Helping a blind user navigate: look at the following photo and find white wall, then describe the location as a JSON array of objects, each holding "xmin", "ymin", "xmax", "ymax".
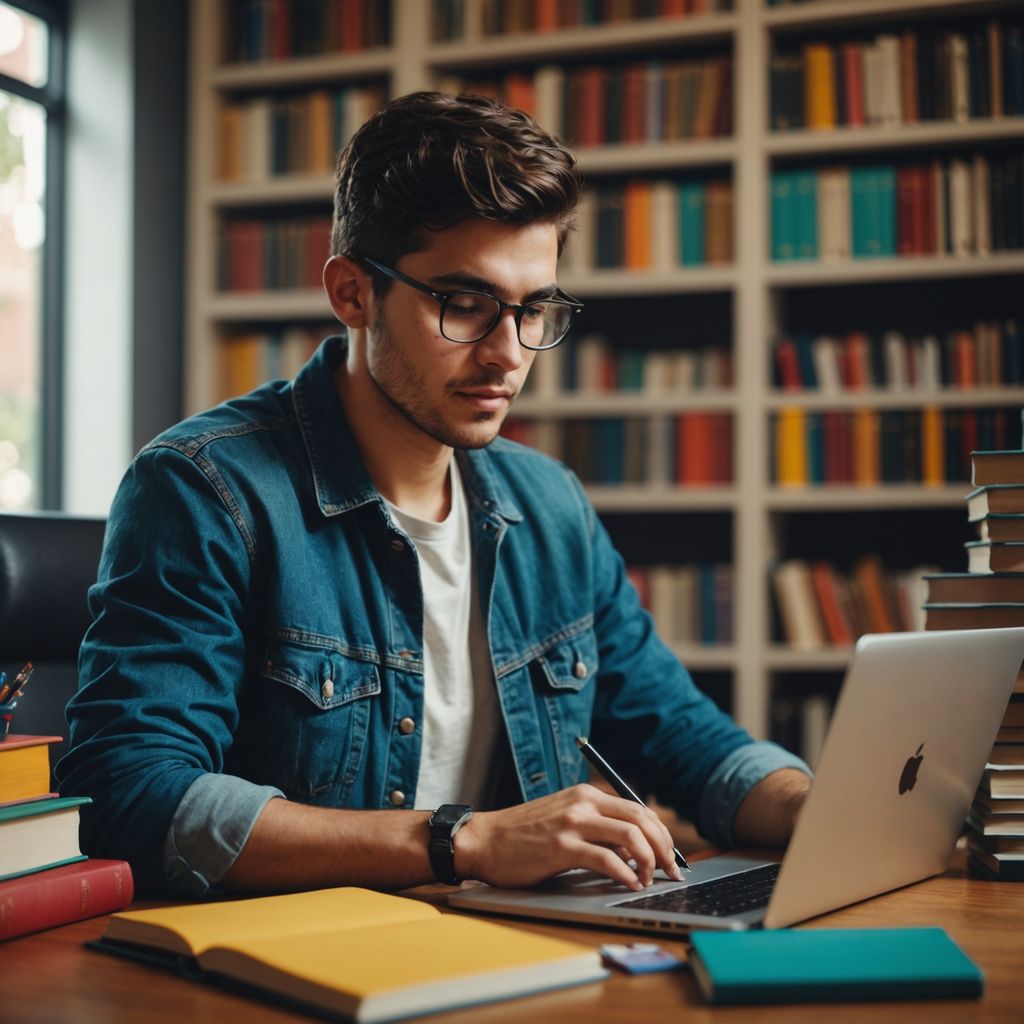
[{"xmin": 62, "ymin": 0, "xmax": 133, "ymax": 515}]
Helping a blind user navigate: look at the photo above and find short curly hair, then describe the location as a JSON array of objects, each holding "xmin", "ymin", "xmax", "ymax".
[{"xmin": 331, "ymin": 91, "xmax": 582, "ymax": 293}]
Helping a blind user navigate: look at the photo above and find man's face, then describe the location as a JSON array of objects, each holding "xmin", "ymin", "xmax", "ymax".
[{"xmin": 363, "ymin": 218, "xmax": 558, "ymax": 450}]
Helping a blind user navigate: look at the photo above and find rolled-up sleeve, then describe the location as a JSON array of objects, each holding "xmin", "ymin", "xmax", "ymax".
[
  {"xmin": 697, "ymin": 741, "xmax": 812, "ymax": 848},
  {"xmin": 163, "ymin": 774, "xmax": 285, "ymax": 896}
]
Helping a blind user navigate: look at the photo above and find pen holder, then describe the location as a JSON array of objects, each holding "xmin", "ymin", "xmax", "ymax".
[{"xmin": 0, "ymin": 703, "xmax": 15, "ymax": 740}]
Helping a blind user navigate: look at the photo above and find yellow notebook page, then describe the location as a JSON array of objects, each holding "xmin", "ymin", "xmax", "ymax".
[
  {"xmin": 204, "ymin": 914, "xmax": 595, "ymax": 997},
  {"xmin": 112, "ymin": 887, "xmax": 439, "ymax": 954}
]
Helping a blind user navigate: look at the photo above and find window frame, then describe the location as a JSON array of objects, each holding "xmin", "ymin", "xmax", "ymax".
[{"xmin": 0, "ymin": 0, "xmax": 67, "ymax": 509}]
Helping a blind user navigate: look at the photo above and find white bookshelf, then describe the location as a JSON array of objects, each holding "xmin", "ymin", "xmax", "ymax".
[{"xmin": 187, "ymin": 0, "xmax": 1024, "ymax": 743}]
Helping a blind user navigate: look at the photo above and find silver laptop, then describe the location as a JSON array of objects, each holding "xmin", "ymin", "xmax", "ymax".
[{"xmin": 451, "ymin": 627, "xmax": 1024, "ymax": 933}]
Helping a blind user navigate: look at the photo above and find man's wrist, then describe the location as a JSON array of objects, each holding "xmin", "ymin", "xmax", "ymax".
[{"xmin": 452, "ymin": 811, "xmax": 485, "ymax": 883}]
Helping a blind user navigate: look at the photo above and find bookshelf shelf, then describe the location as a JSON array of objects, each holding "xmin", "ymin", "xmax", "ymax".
[
  {"xmin": 208, "ymin": 290, "xmax": 333, "ymax": 322},
  {"xmin": 211, "ymin": 50, "xmax": 395, "ymax": 91},
  {"xmin": 515, "ymin": 391, "xmax": 737, "ymax": 417},
  {"xmin": 587, "ymin": 486, "xmax": 736, "ymax": 513},
  {"xmin": 765, "ymin": 388, "xmax": 1024, "ymax": 412},
  {"xmin": 209, "ymin": 176, "xmax": 335, "ymax": 207},
  {"xmin": 561, "ymin": 267, "xmax": 737, "ymax": 296},
  {"xmin": 187, "ymin": 0, "xmax": 1024, "ymax": 752},
  {"xmin": 762, "ymin": 0, "xmax": 1011, "ymax": 32},
  {"xmin": 764, "ymin": 486, "xmax": 968, "ymax": 511},
  {"xmin": 765, "ymin": 253, "xmax": 1024, "ymax": 287},
  {"xmin": 424, "ymin": 13, "xmax": 738, "ymax": 70},
  {"xmin": 766, "ymin": 119, "xmax": 1024, "ymax": 158},
  {"xmin": 577, "ymin": 140, "xmax": 738, "ymax": 174},
  {"xmin": 763, "ymin": 647, "xmax": 852, "ymax": 672}
]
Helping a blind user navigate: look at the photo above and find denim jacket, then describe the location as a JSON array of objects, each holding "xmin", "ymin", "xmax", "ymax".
[{"xmin": 58, "ymin": 337, "xmax": 807, "ymax": 896}]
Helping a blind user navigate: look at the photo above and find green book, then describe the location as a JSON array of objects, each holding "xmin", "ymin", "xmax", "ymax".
[
  {"xmin": 678, "ymin": 182, "xmax": 705, "ymax": 266},
  {"xmin": 771, "ymin": 170, "xmax": 796, "ymax": 261},
  {"xmin": 0, "ymin": 795, "xmax": 91, "ymax": 882},
  {"xmin": 688, "ymin": 928, "xmax": 983, "ymax": 1005}
]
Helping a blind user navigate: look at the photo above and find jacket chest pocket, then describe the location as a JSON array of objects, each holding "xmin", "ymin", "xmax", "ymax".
[
  {"xmin": 259, "ymin": 637, "xmax": 380, "ymax": 804},
  {"xmin": 532, "ymin": 630, "xmax": 598, "ymax": 789}
]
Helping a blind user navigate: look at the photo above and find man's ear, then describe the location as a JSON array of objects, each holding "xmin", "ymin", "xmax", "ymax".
[{"xmin": 323, "ymin": 255, "xmax": 373, "ymax": 328}]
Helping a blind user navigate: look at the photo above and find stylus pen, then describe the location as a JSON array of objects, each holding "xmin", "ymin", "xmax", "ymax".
[{"xmin": 576, "ymin": 736, "xmax": 690, "ymax": 872}]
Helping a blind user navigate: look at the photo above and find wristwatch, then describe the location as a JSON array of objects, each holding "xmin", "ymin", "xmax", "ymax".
[{"xmin": 428, "ymin": 804, "xmax": 474, "ymax": 885}]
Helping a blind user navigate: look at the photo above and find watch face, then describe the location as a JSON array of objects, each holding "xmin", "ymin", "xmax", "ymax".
[{"xmin": 431, "ymin": 804, "xmax": 473, "ymax": 829}]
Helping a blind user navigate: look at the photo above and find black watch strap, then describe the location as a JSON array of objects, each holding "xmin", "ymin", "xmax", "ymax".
[{"xmin": 428, "ymin": 804, "xmax": 474, "ymax": 885}]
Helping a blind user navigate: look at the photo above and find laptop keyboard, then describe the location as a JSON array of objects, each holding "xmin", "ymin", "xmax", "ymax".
[{"xmin": 616, "ymin": 862, "xmax": 781, "ymax": 918}]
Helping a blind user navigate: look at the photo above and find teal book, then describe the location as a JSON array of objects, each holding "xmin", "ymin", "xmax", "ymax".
[
  {"xmin": 0, "ymin": 795, "xmax": 91, "ymax": 882},
  {"xmin": 678, "ymin": 182, "xmax": 706, "ymax": 266},
  {"xmin": 771, "ymin": 170, "xmax": 796, "ymax": 261},
  {"xmin": 851, "ymin": 166, "xmax": 881, "ymax": 258},
  {"xmin": 876, "ymin": 166, "xmax": 896, "ymax": 256},
  {"xmin": 793, "ymin": 169, "xmax": 819, "ymax": 260},
  {"xmin": 688, "ymin": 927, "xmax": 983, "ymax": 1005}
]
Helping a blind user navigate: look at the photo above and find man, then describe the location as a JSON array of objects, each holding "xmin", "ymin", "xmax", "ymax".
[{"xmin": 59, "ymin": 92, "xmax": 810, "ymax": 898}]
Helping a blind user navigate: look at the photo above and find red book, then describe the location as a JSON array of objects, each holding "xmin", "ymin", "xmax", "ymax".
[
  {"xmin": 622, "ymin": 64, "xmax": 646, "ymax": 144},
  {"xmin": 341, "ymin": 0, "xmax": 365, "ymax": 52},
  {"xmin": 577, "ymin": 67, "xmax": 606, "ymax": 148},
  {"xmin": 920, "ymin": 163, "xmax": 936, "ymax": 254},
  {"xmin": 775, "ymin": 337, "xmax": 802, "ymax": 390},
  {"xmin": 896, "ymin": 167, "xmax": 916, "ymax": 255},
  {"xmin": 0, "ymin": 860, "xmax": 133, "ymax": 943},
  {"xmin": 270, "ymin": 0, "xmax": 290, "ymax": 59},
  {"xmin": 676, "ymin": 413, "xmax": 714, "ymax": 485},
  {"xmin": 913, "ymin": 166, "xmax": 929, "ymax": 254},
  {"xmin": 841, "ymin": 42, "xmax": 865, "ymax": 127},
  {"xmin": 810, "ymin": 562, "xmax": 855, "ymax": 645},
  {"xmin": 954, "ymin": 330, "xmax": 977, "ymax": 388}
]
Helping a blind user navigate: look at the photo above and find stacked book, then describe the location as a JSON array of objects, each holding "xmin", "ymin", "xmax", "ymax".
[
  {"xmin": 922, "ymin": 447, "xmax": 1024, "ymax": 882},
  {"xmin": 0, "ymin": 735, "xmax": 132, "ymax": 941}
]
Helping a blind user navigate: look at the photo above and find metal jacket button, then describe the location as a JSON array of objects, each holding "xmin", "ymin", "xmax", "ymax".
[
  {"xmin": 321, "ymin": 679, "xmax": 334, "ymax": 699},
  {"xmin": 574, "ymin": 661, "xmax": 587, "ymax": 679},
  {"xmin": 389, "ymin": 790, "xmax": 406, "ymax": 806},
  {"xmin": 399, "ymin": 717, "xmax": 416, "ymax": 735}
]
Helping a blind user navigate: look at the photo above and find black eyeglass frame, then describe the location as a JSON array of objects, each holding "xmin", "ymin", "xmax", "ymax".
[{"xmin": 359, "ymin": 256, "xmax": 584, "ymax": 351}]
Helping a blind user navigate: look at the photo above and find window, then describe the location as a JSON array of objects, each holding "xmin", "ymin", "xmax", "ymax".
[{"xmin": 0, "ymin": 1, "xmax": 65, "ymax": 509}]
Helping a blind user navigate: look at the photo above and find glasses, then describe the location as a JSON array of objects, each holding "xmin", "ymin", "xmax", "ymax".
[{"xmin": 360, "ymin": 256, "xmax": 583, "ymax": 351}]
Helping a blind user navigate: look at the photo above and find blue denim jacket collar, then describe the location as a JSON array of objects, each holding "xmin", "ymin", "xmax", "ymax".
[{"xmin": 292, "ymin": 335, "xmax": 524, "ymax": 525}]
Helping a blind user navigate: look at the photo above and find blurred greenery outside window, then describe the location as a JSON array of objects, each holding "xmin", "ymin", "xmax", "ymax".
[{"xmin": 0, "ymin": 1, "xmax": 61, "ymax": 510}]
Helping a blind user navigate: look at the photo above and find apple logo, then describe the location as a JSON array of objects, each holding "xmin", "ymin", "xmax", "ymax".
[{"xmin": 899, "ymin": 743, "xmax": 925, "ymax": 795}]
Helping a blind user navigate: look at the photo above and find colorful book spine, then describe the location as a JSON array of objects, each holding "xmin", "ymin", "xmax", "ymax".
[
  {"xmin": 770, "ymin": 20, "xmax": 1024, "ymax": 133},
  {"xmin": 770, "ymin": 407, "xmax": 1022, "ymax": 487}
]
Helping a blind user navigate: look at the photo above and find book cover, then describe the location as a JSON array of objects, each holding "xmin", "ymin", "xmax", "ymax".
[
  {"xmin": 972, "ymin": 450, "xmax": 1024, "ymax": 487},
  {"xmin": 688, "ymin": 928, "xmax": 983, "ymax": 1005},
  {"xmin": 771, "ymin": 559, "xmax": 826, "ymax": 650},
  {"xmin": 976, "ymin": 515, "xmax": 1024, "ymax": 543},
  {"xmin": 925, "ymin": 572, "xmax": 1024, "ymax": 604},
  {"xmin": 678, "ymin": 182, "xmax": 705, "ymax": 266},
  {"xmin": 924, "ymin": 602, "xmax": 1024, "ymax": 630},
  {"xmin": 965, "ymin": 541, "xmax": 1024, "ymax": 574},
  {"xmin": 0, "ymin": 859, "xmax": 133, "ymax": 943},
  {"xmin": 91, "ymin": 887, "xmax": 607, "ymax": 1023},
  {"xmin": 0, "ymin": 735, "xmax": 61, "ymax": 805}
]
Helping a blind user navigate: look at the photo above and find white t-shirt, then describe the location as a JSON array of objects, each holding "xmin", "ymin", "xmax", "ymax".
[{"xmin": 386, "ymin": 460, "xmax": 500, "ymax": 810}]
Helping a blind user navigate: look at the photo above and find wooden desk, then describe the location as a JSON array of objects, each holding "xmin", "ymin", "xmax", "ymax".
[{"xmin": 1, "ymin": 859, "xmax": 1021, "ymax": 1024}]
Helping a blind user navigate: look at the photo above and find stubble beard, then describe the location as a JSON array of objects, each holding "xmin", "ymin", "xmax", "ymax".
[{"xmin": 367, "ymin": 313, "xmax": 517, "ymax": 451}]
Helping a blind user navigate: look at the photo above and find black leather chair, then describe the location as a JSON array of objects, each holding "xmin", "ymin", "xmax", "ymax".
[{"xmin": 0, "ymin": 513, "xmax": 106, "ymax": 775}]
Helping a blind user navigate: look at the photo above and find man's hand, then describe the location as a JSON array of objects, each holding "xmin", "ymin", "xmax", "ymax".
[{"xmin": 453, "ymin": 784, "xmax": 684, "ymax": 892}]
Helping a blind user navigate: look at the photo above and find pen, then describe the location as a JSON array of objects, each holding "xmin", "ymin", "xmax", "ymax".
[
  {"xmin": 576, "ymin": 736, "xmax": 690, "ymax": 872},
  {"xmin": 0, "ymin": 662, "xmax": 32, "ymax": 704}
]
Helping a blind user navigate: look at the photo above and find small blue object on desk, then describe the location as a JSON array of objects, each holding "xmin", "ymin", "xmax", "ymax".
[
  {"xmin": 600, "ymin": 943, "xmax": 684, "ymax": 974},
  {"xmin": 688, "ymin": 927, "xmax": 983, "ymax": 1005}
]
